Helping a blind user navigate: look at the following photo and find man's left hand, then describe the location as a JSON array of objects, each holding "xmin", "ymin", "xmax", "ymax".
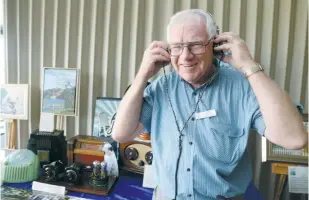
[{"xmin": 214, "ymin": 32, "xmax": 256, "ymax": 72}]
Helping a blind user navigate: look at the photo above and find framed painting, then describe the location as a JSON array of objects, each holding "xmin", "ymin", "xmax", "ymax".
[
  {"xmin": 0, "ymin": 84, "xmax": 28, "ymax": 120},
  {"xmin": 41, "ymin": 68, "xmax": 80, "ymax": 116},
  {"xmin": 262, "ymin": 114, "xmax": 308, "ymax": 164},
  {"xmin": 92, "ymin": 97, "xmax": 121, "ymax": 137}
]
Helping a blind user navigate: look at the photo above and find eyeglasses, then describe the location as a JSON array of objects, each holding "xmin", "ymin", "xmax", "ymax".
[{"xmin": 167, "ymin": 38, "xmax": 213, "ymax": 56}]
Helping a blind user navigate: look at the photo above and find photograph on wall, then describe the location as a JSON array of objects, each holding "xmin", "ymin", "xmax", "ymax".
[
  {"xmin": 42, "ymin": 68, "xmax": 79, "ymax": 116},
  {"xmin": 92, "ymin": 98, "xmax": 121, "ymax": 137},
  {"xmin": 0, "ymin": 84, "xmax": 28, "ymax": 120}
]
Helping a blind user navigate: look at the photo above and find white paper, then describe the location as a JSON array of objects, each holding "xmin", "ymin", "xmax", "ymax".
[
  {"xmin": 32, "ymin": 181, "xmax": 66, "ymax": 196},
  {"xmin": 195, "ymin": 109, "xmax": 216, "ymax": 119},
  {"xmin": 288, "ymin": 166, "xmax": 308, "ymax": 194},
  {"xmin": 142, "ymin": 165, "xmax": 156, "ymax": 189},
  {"xmin": 39, "ymin": 112, "xmax": 54, "ymax": 132}
]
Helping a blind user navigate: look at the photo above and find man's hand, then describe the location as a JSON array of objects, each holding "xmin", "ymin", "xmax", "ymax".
[
  {"xmin": 138, "ymin": 41, "xmax": 171, "ymax": 79},
  {"xmin": 213, "ymin": 32, "xmax": 256, "ymax": 73}
]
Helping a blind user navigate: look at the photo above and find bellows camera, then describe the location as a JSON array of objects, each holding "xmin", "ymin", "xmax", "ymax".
[{"xmin": 42, "ymin": 160, "xmax": 65, "ymax": 182}]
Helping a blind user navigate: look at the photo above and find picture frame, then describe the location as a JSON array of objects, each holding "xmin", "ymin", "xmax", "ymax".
[
  {"xmin": 262, "ymin": 114, "xmax": 308, "ymax": 164},
  {"xmin": 92, "ymin": 97, "xmax": 121, "ymax": 137},
  {"xmin": 0, "ymin": 84, "xmax": 28, "ymax": 120},
  {"xmin": 41, "ymin": 68, "xmax": 80, "ymax": 116}
]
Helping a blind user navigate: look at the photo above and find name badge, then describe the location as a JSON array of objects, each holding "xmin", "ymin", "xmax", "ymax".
[{"xmin": 195, "ymin": 109, "xmax": 216, "ymax": 120}]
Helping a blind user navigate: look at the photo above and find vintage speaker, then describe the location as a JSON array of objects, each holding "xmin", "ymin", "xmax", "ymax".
[
  {"xmin": 27, "ymin": 129, "xmax": 67, "ymax": 167},
  {"xmin": 119, "ymin": 133, "xmax": 152, "ymax": 174}
]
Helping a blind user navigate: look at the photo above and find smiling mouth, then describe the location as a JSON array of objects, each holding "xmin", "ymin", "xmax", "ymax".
[{"xmin": 182, "ymin": 63, "xmax": 197, "ymax": 67}]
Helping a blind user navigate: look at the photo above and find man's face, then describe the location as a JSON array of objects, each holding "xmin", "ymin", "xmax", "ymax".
[{"xmin": 168, "ymin": 23, "xmax": 213, "ymax": 86}]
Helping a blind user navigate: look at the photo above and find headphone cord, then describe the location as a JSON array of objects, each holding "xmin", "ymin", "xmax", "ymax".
[{"xmin": 162, "ymin": 66, "xmax": 207, "ymax": 199}]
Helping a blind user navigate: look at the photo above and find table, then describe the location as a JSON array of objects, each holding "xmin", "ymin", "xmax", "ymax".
[
  {"xmin": 271, "ymin": 162, "xmax": 307, "ymax": 200},
  {"xmin": 3, "ymin": 171, "xmax": 154, "ymax": 200}
]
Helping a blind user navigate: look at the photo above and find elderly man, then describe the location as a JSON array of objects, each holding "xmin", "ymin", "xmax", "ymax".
[{"xmin": 113, "ymin": 9, "xmax": 307, "ymax": 200}]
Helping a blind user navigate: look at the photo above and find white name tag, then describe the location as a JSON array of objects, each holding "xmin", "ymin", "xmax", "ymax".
[{"xmin": 195, "ymin": 109, "xmax": 216, "ymax": 119}]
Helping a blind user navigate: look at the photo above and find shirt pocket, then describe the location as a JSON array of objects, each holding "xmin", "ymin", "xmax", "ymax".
[{"xmin": 205, "ymin": 123, "xmax": 244, "ymax": 165}]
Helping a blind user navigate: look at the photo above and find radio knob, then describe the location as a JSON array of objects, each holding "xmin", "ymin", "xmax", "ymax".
[
  {"xmin": 124, "ymin": 147, "xmax": 139, "ymax": 161},
  {"xmin": 138, "ymin": 160, "xmax": 145, "ymax": 166},
  {"xmin": 145, "ymin": 151, "xmax": 153, "ymax": 165}
]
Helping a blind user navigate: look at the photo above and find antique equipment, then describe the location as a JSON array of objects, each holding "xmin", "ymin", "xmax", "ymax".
[
  {"xmin": 119, "ymin": 133, "xmax": 152, "ymax": 174},
  {"xmin": 27, "ymin": 129, "xmax": 67, "ymax": 167},
  {"xmin": 89, "ymin": 160, "xmax": 108, "ymax": 187},
  {"xmin": 64, "ymin": 163, "xmax": 84, "ymax": 185},
  {"xmin": 67, "ymin": 135, "xmax": 118, "ymax": 166},
  {"xmin": 2, "ymin": 149, "xmax": 40, "ymax": 183},
  {"xmin": 42, "ymin": 160, "xmax": 65, "ymax": 182}
]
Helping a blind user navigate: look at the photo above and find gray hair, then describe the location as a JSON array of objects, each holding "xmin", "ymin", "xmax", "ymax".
[{"xmin": 166, "ymin": 9, "xmax": 217, "ymax": 42}]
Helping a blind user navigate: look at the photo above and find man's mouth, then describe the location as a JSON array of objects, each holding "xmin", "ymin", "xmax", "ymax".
[{"xmin": 181, "ymin": 63, "xmax": 197, "ymax": 67}]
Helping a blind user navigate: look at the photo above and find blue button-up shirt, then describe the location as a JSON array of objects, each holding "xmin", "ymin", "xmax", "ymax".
[{"xmin": 140, "ymin": 59, "xmax": 265, "ymax": 200}]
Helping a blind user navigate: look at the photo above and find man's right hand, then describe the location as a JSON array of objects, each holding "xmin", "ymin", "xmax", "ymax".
[{"xmin": 138, "ymin": 41, "xmax": 171, "ymax": 79}]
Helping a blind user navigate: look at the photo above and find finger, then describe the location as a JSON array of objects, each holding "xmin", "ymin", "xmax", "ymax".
[
  {"xmin": 149, "ymin": 41, "xmax": 169, "ymax": 50},
  {"xmin": 151, "ymin": 48, "xmax": 170, "ymax": 59},
  {"xmin": 219, "ymin": 31, "xmax": 236, "ymax": 36},
  {"xmin": 152, "ymin": 55, "xmax": 171, "ymax": 63},
  {"xmin": 213, "ymin": 43, "xmax": 233, "ymax": 52},
  {"xmin": 216, "ymin": 54, "xmax": 232, "ymax": 64},
  {"xmin": 214, "ymin": 34, "xmax": 233, "ymax": 43}
]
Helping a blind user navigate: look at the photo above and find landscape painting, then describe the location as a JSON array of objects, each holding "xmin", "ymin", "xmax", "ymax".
[
  {"xmin": 0, "ymin": 84, "xmax": 28, "ymax": 120},
  {"xmin": 42, "ymin": 68, "xmax": 79, "ymax": 116}
]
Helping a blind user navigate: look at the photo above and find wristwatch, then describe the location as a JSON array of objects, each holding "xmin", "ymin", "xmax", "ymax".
[{"xmin": 244, "ymin": 63, "xmax": 264, "ymax": 79}]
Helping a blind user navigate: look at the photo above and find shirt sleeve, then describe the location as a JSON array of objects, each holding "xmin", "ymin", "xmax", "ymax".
[
  {"xmin": 139, "ymin": 84, "xmax": 154, "ymax": 133},
  {"xmin": 249, "ymin": 89, "xmax": 266, "ymax": 136}
]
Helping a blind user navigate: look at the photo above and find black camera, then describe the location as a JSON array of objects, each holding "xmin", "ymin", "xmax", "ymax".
[
  {"xmin": 42, "ymin": 160, "xmax": 65, "ymax": 182},
  {"xmin": 64, "ymin": 163, "xmax": 84, "ymax": 185}
]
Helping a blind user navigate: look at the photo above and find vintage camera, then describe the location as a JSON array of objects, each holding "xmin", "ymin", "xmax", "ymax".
[
  {"xmin": 64, "ymin": 163, "xmax": 84, "ymax": 185},
  {"xmin": 42, "ymin": 160, "xmax": 65, "ymax": 182}
]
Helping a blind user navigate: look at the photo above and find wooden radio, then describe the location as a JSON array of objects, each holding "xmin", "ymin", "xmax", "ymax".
[
  {"xmin": 119, "ymin": 133, "xmax": 152, "ymax": 174},
  {"xmin": 67, "ymin": 135, "xmax": 118, "ymax": 166}
]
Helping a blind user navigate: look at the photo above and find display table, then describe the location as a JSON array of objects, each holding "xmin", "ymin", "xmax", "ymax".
[
  {"xmin": 2, "ymin": 171, "xmax": 154, "ymax": 200},
  {"xmin": 271, "ymin": 162, "xmax": 308, "ymax": 200}
]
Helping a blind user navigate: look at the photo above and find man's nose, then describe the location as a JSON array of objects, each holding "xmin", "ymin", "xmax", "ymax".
[{"xmin": 181, "ymin": 46, "xmax": 194, "ymax": 60}]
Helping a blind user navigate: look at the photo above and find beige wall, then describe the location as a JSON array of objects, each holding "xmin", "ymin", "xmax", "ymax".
[{"xmin": 3, "ymin": 0, "xmax": 308, "ymax": 199}]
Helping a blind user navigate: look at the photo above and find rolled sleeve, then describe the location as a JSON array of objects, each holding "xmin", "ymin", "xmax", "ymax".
[{"xmin": 139, "ymin": 84, "xmax": 154, "ymax": 133}]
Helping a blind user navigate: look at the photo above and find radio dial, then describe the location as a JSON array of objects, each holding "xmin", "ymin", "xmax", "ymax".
[
  {"xmin": 124, "ymin": 147, "xmax": 139, "ymax": 161},
  {"xmin": 138, "ymin": 160, "xmax": 145, "ymax": 166},
  {"xmin": 145, "ymin": 151, "xmax": 153, "ymax": 164}
]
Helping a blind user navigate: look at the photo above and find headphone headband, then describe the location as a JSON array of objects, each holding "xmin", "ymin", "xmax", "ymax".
[{"xmin": 205, "ymin": 11, "xmax": 220, "ymax": 35}]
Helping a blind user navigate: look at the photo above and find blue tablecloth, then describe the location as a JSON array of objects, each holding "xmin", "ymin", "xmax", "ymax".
[
  {"xmin": 3, "ymin": 174, "xmax": 154, "ymax": 200},
  {"xmin": 3, "ymin": 175, "xmax": 264, "ymax": 200}
]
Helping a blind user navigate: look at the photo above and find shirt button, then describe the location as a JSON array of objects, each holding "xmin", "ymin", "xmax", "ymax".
[
  {"xmin": 192, "ymin": 92, "xmax": 197, "ymax": 96},
  {"xmin": 188, "ymin": 194, "xmax": 192, "ymax": 197},
  {"xmin": 189, "ymin": 141, "xmax": 193, "ymax": 145},
  {"xmin": 191, "ymin": 117, "xmax": 195, "ymax": 121},
  {"xmin": 187, "ymin": 168, "xmax": 190, "ymax": 172}
]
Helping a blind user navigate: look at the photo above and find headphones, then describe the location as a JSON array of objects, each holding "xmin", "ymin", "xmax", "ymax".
[{"xmin": 204, "ymin": 12, "xmax": 224, "ymax": 56}]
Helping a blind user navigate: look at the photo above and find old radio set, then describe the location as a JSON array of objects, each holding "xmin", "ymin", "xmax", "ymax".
[
  {"xmin": 27, "ymin": 129, "xmax": 67, "ymax": 167},
  {"xmin": 119, "ymin": 133, "xmax": 152, "ymax": 174}
]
